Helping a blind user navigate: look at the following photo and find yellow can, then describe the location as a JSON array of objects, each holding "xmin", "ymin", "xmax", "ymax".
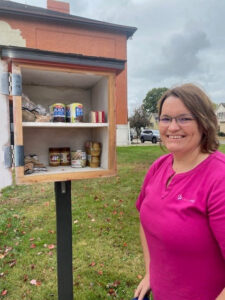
[{"xmin": 70, "ymin": 103, "xmax": 83, "ymax": 122}]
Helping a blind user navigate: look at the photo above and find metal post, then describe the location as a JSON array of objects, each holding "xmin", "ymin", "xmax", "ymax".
[{"xmin": 55, "ymin": 181, "xmax": 73, "ymax": 300}]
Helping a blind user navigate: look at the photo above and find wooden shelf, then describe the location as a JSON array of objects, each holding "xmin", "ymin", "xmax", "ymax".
[
  {"xmin": 22, "ymin": 122, "xmax": 109, "ymax": 128},
  {"xmin": 25, "ymin": 165, "xmax": 104, "ymax": 176}
]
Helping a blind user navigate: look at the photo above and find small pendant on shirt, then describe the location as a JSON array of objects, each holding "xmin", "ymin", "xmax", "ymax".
[{"xmin": 177, "ymin": 194, "xmax": 183, "ymax": 200}]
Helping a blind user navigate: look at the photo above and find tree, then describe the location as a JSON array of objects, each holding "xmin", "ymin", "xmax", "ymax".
[
  {"xmin": 129, "ymin": 105, "xmax": 150, "ymax": 140},
  {"xmin": 143, "ymin": 87, "xmax": 168, "ymax": 113}
]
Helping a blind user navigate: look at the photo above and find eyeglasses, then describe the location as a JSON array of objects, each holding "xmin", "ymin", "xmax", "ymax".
[{"xmin": 159, "ymin": 114, "xmax": 195, "ymax": 125}]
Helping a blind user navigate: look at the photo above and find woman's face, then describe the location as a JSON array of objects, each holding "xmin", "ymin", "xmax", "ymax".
[{"xmin": 159, "ymin": 96, "xmax": 202, "ymax": 156}]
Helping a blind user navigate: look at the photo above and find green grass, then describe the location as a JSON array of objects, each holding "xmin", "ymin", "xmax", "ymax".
[{"xmin": 0, "ymin": 144, "xmax": 225, "ymax": 300}]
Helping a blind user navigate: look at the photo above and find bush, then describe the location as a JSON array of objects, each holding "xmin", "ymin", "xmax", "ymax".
[{"xmin": 218, "ymin": 131, "xmax": 225, "ymax": 137}]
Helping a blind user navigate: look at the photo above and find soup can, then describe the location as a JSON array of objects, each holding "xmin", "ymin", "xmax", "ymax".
[
  {"xmin": 66, "ymin": 105, "xmax": 71, "ymax": 122},
  {"xmin": 71, "ymin": 150, "xmax": 86, "ymax": 168},
  {"xmin": 70, "ymin": 103, "xmax": 83, "ymax": 122},
  {"xmin": 50, "ymin": 103, "xmax": 66, "ymax": 122}
]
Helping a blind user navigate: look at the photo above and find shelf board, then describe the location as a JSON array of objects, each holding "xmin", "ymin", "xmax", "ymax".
[
  {"xmin": 25, "ymin": 165, "xmax": 105, "ymax": 176},
  {"xmin": 22, "ymin": 122, "xmax": 109, "ymax": 128}
]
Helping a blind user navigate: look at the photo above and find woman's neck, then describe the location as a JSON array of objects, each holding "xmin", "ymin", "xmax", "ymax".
[{"xmin": 172, "ymin": 148, "xmax": 210, "ymax": 174}]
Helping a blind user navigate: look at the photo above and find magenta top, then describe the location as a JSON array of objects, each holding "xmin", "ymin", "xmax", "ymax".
[{"xmin": 136, "ymin": 150, "xmax": 225, "ymax": 300}]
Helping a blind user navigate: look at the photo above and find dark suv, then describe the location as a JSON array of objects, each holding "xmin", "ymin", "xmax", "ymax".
[{"xmin": 140, "ymin": 129, "xmax": 160, "ymax": 143}]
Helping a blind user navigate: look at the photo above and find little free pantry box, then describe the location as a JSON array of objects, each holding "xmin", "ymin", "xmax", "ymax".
[{"xmin": 0, "ymin": 46, "xmax": 126, "ymax": 187}]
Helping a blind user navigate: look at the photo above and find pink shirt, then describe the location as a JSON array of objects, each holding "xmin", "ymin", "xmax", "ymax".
[{"xmin": 136, "ymin": 150, "xmax": 225, "ymax": 300}]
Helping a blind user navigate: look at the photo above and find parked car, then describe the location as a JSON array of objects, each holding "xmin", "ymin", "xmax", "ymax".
[{"xmin": 140, "ymin": 129, "xmax": 160, "ymax": 143}]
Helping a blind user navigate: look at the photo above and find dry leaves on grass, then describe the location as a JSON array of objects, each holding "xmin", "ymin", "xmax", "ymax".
[
  {"xmin": 1, "ymin": 289, "xmax": 8, "ymax": 296},
  {"xmin": 30, "ymin": 279, "xmax": 42, "ymax": 286}
]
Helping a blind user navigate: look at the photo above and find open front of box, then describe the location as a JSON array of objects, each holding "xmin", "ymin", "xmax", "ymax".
[{"xmin": 13, "ymin": 64, "xmax": 116, "ymax": 184}]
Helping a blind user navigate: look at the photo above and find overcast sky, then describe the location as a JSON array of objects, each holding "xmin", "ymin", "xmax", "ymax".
[{"xmin": 13, "ymin": 0, "xmax": 225, "ymax": 115}]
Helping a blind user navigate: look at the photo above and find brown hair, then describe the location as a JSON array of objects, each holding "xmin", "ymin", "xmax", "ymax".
[{"xmin": 158, "ymin": 83, "xmax": 219, "ymax": 153}]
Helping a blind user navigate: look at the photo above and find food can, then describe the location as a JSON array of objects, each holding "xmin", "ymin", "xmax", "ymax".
[
  {"xmin": 90, "ymin": 142, "xmax": 101, "ymax": 156},
  {"xmin": 49, "ymin": 148, "xmax": 61, "ymax": 166},
  {"xmin": 66, "ymin": 105, "xmax": 71, "ymax": 122},
  {"xmin": 59, "ymin": 147, "xmax": 70, "ymax": 166},
  {"xmin": 71, "ymin": 150, "xmax": 86, "ymax": 168},
  {"xmin": 70, "ymin": 103, "xmax": 83, "ymax": 122},
  {"xmin": 50, "ymin": 103, "xmax": 66, "ymax": 122},
  {"xmin": 90, "ymin": 156, "xmax": 100, "ymax": 168}
]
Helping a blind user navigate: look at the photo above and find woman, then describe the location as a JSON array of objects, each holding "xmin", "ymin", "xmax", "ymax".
[{"xmin": 134, "ymin": 84, "xmax": 225, "ymax": 300}]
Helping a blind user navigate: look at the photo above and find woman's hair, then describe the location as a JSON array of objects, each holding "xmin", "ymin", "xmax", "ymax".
[{"xmin": 158, "ymin": 83, "xmax": 219, "ymax": 153}]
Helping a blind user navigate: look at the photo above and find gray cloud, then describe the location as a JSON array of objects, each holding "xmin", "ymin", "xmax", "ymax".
[
  {"xmin": 12, "ymin": 0, "xmax": 225, "ymax": 113},
  {"xmin": 151, "ymin": 28, "xmax": 210, "ymax": 78}
]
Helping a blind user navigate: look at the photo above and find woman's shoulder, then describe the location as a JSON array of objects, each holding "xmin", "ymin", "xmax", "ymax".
[
  {"xmin": 149, "ymin": 153, "xmax": 172, "ymax": 173},
  {"xmin": 207, "ymin": 150, "xmax": 225, "ymax": 179}
]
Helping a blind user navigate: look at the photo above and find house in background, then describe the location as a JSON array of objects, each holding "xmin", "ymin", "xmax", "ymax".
[
  {"xmin": 149, "ymin": 113, "xmax": 159, "ymax": 130},
  {"xmin": 215, "ymin": 103, "xmax": 225, "ymax": 133},
  {"xmin": 0, "ymin": 0, "xmax": 136, "ymax": 145}
]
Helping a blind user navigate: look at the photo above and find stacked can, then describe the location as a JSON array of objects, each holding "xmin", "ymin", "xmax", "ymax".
[{"xmin": 85, "ymin": 141, "xmax": 101, "ymax": 168}]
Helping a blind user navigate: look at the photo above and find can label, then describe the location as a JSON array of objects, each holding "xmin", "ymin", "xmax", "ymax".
[
  {"xmin": 53, "ymin": 104, "xmax": 65, "ymax": 117},
  {"xmin": 71, "ymin": 151, "xmax": 86, "ymax": 167},
  {"xmin": 70, "ymin": 103, "xmax": 83, "ymax": 122}
]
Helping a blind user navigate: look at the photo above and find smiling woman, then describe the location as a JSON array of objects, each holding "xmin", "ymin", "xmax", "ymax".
[{"xmin": 134, "ymin": 83, "xmax": 225, "ymax": 300}]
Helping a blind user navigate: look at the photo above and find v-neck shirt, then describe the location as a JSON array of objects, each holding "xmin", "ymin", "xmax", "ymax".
[{"xmin": 136, "ymin": 150, "xmax": 225, "ymax": 300}]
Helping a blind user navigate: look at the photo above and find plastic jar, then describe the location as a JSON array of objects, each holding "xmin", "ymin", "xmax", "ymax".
[
  {"xmin": 60, "ymin": 147, "xmax": 70, "ymax": 166},
  {"xmin": 49, "ymin": 148, "xmax": 61, "ymax": 166}
]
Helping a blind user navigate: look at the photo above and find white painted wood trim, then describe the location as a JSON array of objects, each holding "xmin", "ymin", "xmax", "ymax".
[
  {"xmin": 22, "ymin": 122, "xmax": 109, "ymax": 128},
  {"xmin": 0, "ymin": 60, "xmax": 12, "ymax": 190}
]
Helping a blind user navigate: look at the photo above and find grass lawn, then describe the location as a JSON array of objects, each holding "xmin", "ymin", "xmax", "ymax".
[{"xmin": 1, "ymin": 144, "xmax": 225, "ymax": 300}]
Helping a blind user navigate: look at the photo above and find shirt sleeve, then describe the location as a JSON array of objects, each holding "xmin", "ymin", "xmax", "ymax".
[
  {"xmin": 136, "ymin": 162, "xmax": 157, "ymax": 212},
  {"xmin": 208, "ymin": 177, "xmax": 225, "ymax": 260}
]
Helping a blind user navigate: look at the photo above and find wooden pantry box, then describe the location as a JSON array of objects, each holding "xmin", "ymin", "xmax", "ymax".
[{"xmin": 0, "ymin": 46, "xmax": 125, "ymax": 187}]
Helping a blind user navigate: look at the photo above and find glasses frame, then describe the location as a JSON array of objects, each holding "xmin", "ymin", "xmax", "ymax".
[{"xmin": 159, "ymin": 114, "xmax": 196, "ymax": 126}]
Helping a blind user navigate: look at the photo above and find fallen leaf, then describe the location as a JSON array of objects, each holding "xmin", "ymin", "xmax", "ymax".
[
  {"xmin": 0, "ymin": 254, "xmax": 5, "ymax": 259},
  {"xmin": 30, "ymin": 244, "xmax": 36, "ymax": 249},
  {"xmin": 137, "ymin": 274, "xmax": 143, "ymax": 279},
  {"xmin": 29, "ymin": 237, "xmax": 35, "ymax": 241},
  {"xmin": 73, "ymin": 220, "xmax": 79, "ymax": 224},
  {"xmin": 113, "ymin": 280, "xmax": 120, "ymax": 287},
  {"xmin": 98, "ymin": 270, "xmax": 103, "ymax": 275},
  {"xmin": 1, "ymin": 289, "xmax": 7, "ymax": 296},
  {"xmin": 48, "ymin": 251, "xmax": 53, "ymax": 256},
  {"xmin": 109, "ymin": 288, "xmax": 115, "ymax": 294},
  {"xmin": 44, "ymin": 202, "xmax": 49, "ymax": 207},
  {"xmin": 8, "ymin": 259, "xmax": 16, "ymax": 268},
  {"xmin": 30, "ymin": 264, "xmax": 35, "ymax": 270},
  {"xmin": 23, "ymin": 274, "xmax": 28, "ymax": 282},
  {"xmin": 30, "ymin": 279, "xmax": 37, "ymax": 285},
  {"xmin": 30, "ymin": 279, "xmax": 41, "ymax": 286},
  {"xmin": 123, "ymin": 242, "xmax": 127, "ymax": 247},
  {"xmin": 4, "ymin": 247, "xmax": 12, "ymax": 254},
  {"xmin": 48, "ymin": 230, "xmax": 55, "ymax": 234},
  {"xmin": 112, "ymin": 210, "xmax": 117, "ymax": 215},
  {"xmin": 48, "ymin": 244, "xmax": 55, "ymax": 250},
  {"xmin": 91, "ymin": 218, "xmax": 95, "ymax": 222},
  {"xmin": 89, "ymin": 262, "xmax": 96, "ymax": 267}
]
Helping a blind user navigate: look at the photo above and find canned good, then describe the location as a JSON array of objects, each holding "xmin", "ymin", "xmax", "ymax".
[
  {"xmin": 90, "ymin": 156, "xmax": 100, "ymax": 168},
  {"xmin": 91, "ymin": 142, "xmax": 101, "ymax": 156},
  {"xmin": 50, "ymin": 103, "xmax": 66, "ymax": 122},
  {"xmin": 70, "ymin": 103, "xmax": 83, "ymax": 122},
  {"xmin": 59, "ymin": 147, "xmax": 70, "ymax": 166},
  {"xmin": 49, "ymin": 148, "xmax": 61, "ymax": 166},
  {"xmin": 66, "ymin": 105, "xmax": 71, "ymax": 122},
  {"xmin": 71, "ymin": 150, "xmax": 86, "ymax": 168}
]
